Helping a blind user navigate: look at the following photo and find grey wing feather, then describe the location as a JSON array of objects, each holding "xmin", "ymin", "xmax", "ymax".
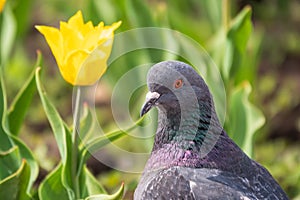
[
  {"xmin": 135, "ymin": 167, "xmax": 247, "ymax": 200},
  {"xmin": 134, "ymin": 166, "xmax": 288, "ymax": 200}
]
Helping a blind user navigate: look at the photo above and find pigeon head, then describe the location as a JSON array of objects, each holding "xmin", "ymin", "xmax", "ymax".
[{"xmin": 141, "ymin": 60, "xmax": 212, "ymax": 118}]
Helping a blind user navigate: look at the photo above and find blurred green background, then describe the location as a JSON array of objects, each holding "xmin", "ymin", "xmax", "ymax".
[{"xmin": 1, "ymin": 0, "xmax": 299, "ymax": 199}]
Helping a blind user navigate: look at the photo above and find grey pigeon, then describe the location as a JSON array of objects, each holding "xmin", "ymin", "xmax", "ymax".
[{"xmin": 134, "ymin": 61, "xmax": 288, "ymax": 200}]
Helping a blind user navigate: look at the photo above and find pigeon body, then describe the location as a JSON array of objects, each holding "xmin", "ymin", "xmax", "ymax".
[{"xmin": 135, "ymin": 61, "xmax": 288, "ymax": 200}]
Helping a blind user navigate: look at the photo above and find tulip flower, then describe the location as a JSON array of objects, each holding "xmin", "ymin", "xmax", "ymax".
[
  {"xmin": 36, "ymin": 11, "xmax": 121, "ymax": 85},
  {"xmin": 0, "ymin": 0, "xmax": 6, "ymax": 13}
]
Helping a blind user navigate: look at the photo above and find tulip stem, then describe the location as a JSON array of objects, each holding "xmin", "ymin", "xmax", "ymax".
[{"xmin": 72, "ymin": 86, "xmax": 82, "ymax": 199}]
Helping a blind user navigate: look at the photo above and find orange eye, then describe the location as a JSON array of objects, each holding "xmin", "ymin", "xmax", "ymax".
[{"xmin": 174, "ymin": 79, "xmax": 183, "ymax": 89}]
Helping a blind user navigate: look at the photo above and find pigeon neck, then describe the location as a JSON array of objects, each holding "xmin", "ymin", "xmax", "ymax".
[{"xmin": 152, "ymin": 101, "xmax": 222, "ymax": 152}]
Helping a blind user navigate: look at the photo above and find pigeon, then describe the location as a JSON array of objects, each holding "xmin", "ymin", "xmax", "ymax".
[{"xmin": 134, "ymin": 61, "xmax": 288, "ymax": 200}]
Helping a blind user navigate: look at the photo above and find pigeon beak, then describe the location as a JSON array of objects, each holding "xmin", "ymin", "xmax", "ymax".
[{"xmin": 140, "ymin": 91, "xmax": 161, "ymax": 117}]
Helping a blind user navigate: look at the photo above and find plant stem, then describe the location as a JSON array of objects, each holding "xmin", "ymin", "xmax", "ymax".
[{"xmin": 72, "ymin": 86, "xmax": 82, "ymax": 199}]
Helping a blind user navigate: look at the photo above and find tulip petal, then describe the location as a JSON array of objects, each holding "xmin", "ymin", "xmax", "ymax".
[
  {"xmin": 62, "ymin": 49, "xmax": 89, "ymax": 85},
  {"xmin": 78, "ymin": 47, "xmax": 109, "ymax": 85},
  {"xmin": 60, "ymin": 21, "xmax": 83, "ymax": 53},
  {"xmin": 67, "ymin": 10, "xmax": 94, "ymax": 37},
  {"xmin": 35, "ymin": 25, "xmax": 63, "ymax": 66},
  {"xmin": 82, "ymin": 30, "xmax": 102, "ymax": 51},
  {"xmin": 64, "ymin": 38, "xmax": 113, "ymax": 85},
  {"xmin": 68, "ymin": 11, "xmax": 85, "ymax": 32},
  {"xmin": 98, "ymin": 21, "xmax": 121, "ymax": 40}
]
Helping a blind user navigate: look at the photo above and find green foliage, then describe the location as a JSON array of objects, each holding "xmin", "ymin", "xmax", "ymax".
[
  {"xmin": 10, "ymin": 135, "xmax": 39, "ymax": 192},
  {"xmin": 35, "ymin": 67, "xmax": 127, "ymax": 199},
  {"xmin": 223, "ymin": 6, "xmax": 252, "ymax": 81},
  {"xmin": 35, "ymin": 68, "xmax": 71, "ymax": 166},
  {"xmin": 38, "ymin": 164, "xmax": 70, "ymax": 199},
  {"xmin": 205, "ymin": 3, "xmax": 265, "ymax": 157},
  {"xmin": 228, "ymin": 82, "xmax": 265, "ymax": 156},
  {"xmin": 0, "ymin": 57, "xmax": 39, "ymax": 198},
  {"xmin": 0, "ymin": 3, "xmax": 16, "ymax": 67},
  {"xmin": 0, "ymin": 160, "xmax": 31, "ymax": 200},
  {"xmin": 83, "ymin": 182, "xmax": 123, "ymax": 200},
  {"xmin": 0, "ymin": 73, "xmax": 14, "ymax": 151},
  {"xmin": 7, "ymin": 51, "xmax": 41, "ymax": 135},
  {"xmin": 35, "ymin": 71, "xmax": 75, "ymax": 197},
  {"xmin": 12, "ymin": 0, "xmax": 34, "ymax": 37}
]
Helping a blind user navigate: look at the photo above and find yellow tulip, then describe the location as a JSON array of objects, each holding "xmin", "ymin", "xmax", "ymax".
[
  {"xmin": 0, "ymin": 0, "xmax": 6, "ymax": 13},
  {"xmin": 36, "ymin": 11, "xmax": 121, "ymax": 85}
]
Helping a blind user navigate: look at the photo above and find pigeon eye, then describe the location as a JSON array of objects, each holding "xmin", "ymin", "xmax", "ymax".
[{"xmin": 174, "ymin": 79, "xmax": 183, "ymax": 89}]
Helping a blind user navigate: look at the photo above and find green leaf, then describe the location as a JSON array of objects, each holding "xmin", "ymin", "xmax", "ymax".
[
  {"xmin": 36, "ymin": 67, "xmax": 75, "ymax": 198},
  {"xmin": 35, "ymin": 67, "xmax": 68, "ymax": 164},
  {"xmin": 0, "ymin": 71, "xmax": 14, "ymax": 151},
  {"xmin": 228, "ymin": 6, "xmax": 252, "ymax": 53},
  {"xmin": 0, "ymin": 3, "xmax": 16, "ymax": 66},
  {"xmin": 61, "ymin": 125, "xmax": 76, "ymax": 199},
  {"xmin": 79, "ymin": 165, "xmax": 106, "ymax": 197},
  {"xmin": 0, "ymin": 65, "xmax": 38, "ymax": 196},
  {"xmin": 7, "ymin": 51, "xmax": 42, "ymax": 135},
  {"xmin": 223, "ymin": 6, "xmax": 252, "ymax": 80},
  {"xmin": 0, "ymin": 146, "xmax": 21, "ymax": 180},
  {"xmin": 11, "ymin": 135, "xmax": 39, "ymax": 193},
  {"xmin": 235, "ymin": 29, "xmax": 264, "ymax": 85},
  {"xmin": 227, "ymin": 82, "xmax": 265, "ymax": 157},
  {"xmin": 0, "ymin": 160, "xmax": 31, "ymax": 200},
  {"xmin": 84, "ymin": 183, "xmax": 124, "ymax": 200},
  {"xmin": 12, "ymin": 0, "xmax": 34, "ymax": 37},
  {"xmin": 81, "ymin": 116, "xmax": 145, "ymax": 165},
  {"xmin": 38, "ymin": 164, "xmax": 70, "ymax": 200}
]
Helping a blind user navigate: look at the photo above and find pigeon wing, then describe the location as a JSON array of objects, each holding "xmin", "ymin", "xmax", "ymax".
[{"xmin": 135, "ymin": 166, "xmax": 250, "ymax": 200}]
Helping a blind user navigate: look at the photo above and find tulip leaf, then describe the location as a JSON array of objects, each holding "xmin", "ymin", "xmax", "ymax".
[
  {"xmin": 0, "ymin": 146, "xmax": 21, "ymax": 180},
  {"xmin": 36, "ymin": 67, "xmax": 75, "ymax": 198},
  {"xmin": 80, "ymin": 116, "xmax": 145, "ymax": 166},
  {"xmin": 7, "ymin": 52, "xmax": 42, "ymax": 135},
  {"xmin": 12, "ymin": 0, "xmax": 33, "ymax": 37},
  {"xmin": 227, "ymin": 82, "xmax": 265, "ymax": 157},
  {"xmin": 61, "ymin": 125, "xmax": 76, "ymax": 199},
  {"xmin": 223, "ymin": 6, "xmax": 252, "ymax": 80},
  {"xmin": 0, "ymin": 72, "xmax": 14, "ymax": 151},
  {"xmin": 39, "ymin": 161, "xmax": 106, "ymax": 200},
  {"xmin": 235, "ymin": 30, "xmax": 263, "ymax": 85},
  {"xmin": 79, "ymin": 165, "xmax": 106, "ymax": 197},
  {"xmin": 38, "ymin": 164, "xmax": 70, "ymax": 200},
  {"xmin": 228, "ymin": 6, "xmax": 252, "ymax": 53},
  {"xmin": 78, "ymin": 129, "xmax": 127, "ymax": 176},
  {"xmin": 84, "ymin": 183, "xmax": 124, "ymax": 200},
  {"xmin": 0, "ymin": 159, "xmax": 31, "ymax": 200},
  {"xmin": 0, "ymin": 67, "xmax": 38, "ymax": 196},
  {"xmin": 10, "ymin": 135, "xmax": 39, "ymax": 193},
  {"xmin": 35, "ymin": 67, "xmax": 68, "ymax": 164}
]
